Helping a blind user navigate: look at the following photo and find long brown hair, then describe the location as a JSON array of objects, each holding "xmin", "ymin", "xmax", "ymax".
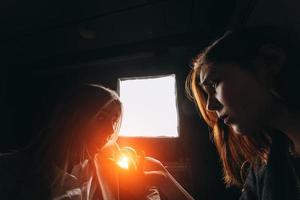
[{"xmin": 186, "ymin": 27, "xmax": 300, "ymax": 187}]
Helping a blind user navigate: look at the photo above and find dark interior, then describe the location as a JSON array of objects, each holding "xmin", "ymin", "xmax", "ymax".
[{"xmin": 1, "ymin": 0, "xmax": 300, "ymax": 199}]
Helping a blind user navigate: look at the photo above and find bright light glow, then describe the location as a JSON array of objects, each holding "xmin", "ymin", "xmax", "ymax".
[
  {"xmin": 117, "ymin": 156, "xmax": 129, "ymax": 169},
  {"xmin": 119, "ymin": 75, "xmax": 179, "ymax": 137}
]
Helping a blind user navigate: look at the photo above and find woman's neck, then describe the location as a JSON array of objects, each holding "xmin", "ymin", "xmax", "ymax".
[{"xmin": 270, "ymin": 103, "xmax": 300, "ymax": 155}]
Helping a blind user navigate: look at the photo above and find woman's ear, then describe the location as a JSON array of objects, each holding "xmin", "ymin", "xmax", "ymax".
[{"xmin": 255, "ymin": 44, "xmax": 286, "ymax": 88}]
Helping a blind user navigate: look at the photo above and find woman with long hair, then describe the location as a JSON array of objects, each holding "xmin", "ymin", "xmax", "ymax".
[
  {"xmin": 0, "ymin": 83, "xmax": 122, "ymax": 200},
  {"xmin": 186, "ymin": 27, "xmax": 300, "ymax": 199}
]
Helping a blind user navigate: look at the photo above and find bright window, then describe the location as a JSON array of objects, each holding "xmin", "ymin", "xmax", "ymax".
[{"xmin": 118, "ymin": 74, "xmax": 179, "ymax": 137}]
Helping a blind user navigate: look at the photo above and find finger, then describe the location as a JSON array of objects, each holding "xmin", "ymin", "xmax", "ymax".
[
  {"xmin": 143, "ymin": 156, "xmax": 167, "ymax": 171},
  {"xmin": 143, "ymin": 170, "xmax": 168, "ymax": 186}
]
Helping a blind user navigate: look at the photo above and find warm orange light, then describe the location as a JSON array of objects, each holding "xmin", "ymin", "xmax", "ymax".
[
  {"xmin": 115, "ymin": 146, "xmax": 139, "ymax": 171},
  {"xmin": 117, "ymin": 155, "xmax": 129, "ymax": 169}
]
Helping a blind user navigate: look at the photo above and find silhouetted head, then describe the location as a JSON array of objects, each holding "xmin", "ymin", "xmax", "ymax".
[{"xmin": 35, "ymin": 83, "xmax": 122, "ymax": 172}]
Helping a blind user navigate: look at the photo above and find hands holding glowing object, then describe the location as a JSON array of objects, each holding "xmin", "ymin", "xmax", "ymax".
[
  {"xmin": 97, "ymin": 142, "xmax": 139, "ymax": 171},
  {"xmin": 95, "ymin": 142, "xmax": 195, "ymax": 200},
  {"xmin": 116, "ymin": 146, "xmax": 139, "ymax": 171},
  {"xmin": 115, "ymin": 146, "xmax": 195, "ymax": 200},
  {"xmin": 94, "ymin": 143, "xmax": 148, "ymax": 199}
]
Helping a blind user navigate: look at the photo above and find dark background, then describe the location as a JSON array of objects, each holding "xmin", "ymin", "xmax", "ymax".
[{"xmin": 1, "ymin": 0, "xmax": 300, "ymax": 199}]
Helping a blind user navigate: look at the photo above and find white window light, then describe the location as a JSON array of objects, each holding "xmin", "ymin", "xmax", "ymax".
[{"xmin": 118, "ymin": 74, "xmax": 179, "ymax": 137}]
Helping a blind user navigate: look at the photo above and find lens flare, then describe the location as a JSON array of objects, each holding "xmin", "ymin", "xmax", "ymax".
[
  {"xmin": 117, "ymin": 155, "xmax": 129, "ymax": 169},
  {"xmin": 115, "ymin": 146, "xmax": 139, "ymax": 170}
]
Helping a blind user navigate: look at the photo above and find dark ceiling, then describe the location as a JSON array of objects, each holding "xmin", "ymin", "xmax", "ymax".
[{"xmin": 0, "ymin": 0, "xmax": 236, "ymax": 69}]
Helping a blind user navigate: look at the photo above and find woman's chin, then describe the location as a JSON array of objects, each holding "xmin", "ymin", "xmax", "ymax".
[
  {"xmin": 231, "ymin": 123, "xmax": 260, "ymax": 136},
  {"xmin": 231, "ymin": 124, "xmax": 250, "ymax": 135}
]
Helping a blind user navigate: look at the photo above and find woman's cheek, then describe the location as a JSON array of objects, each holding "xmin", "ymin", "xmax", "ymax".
[{"xmin": 217, "ymin": 83, "xmax": 233, "ymax": 106}]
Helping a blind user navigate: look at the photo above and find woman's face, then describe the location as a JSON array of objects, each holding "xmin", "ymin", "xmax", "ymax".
[
  {"xmin": 199, "ymin": 62, "xmax": 273, "ymax": 135},
  {"xmin": 87, "ymin": 101, "xmax": 121, "ymax": 156}
]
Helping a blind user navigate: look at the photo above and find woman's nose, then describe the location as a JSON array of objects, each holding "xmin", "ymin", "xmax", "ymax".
[{"xmin": 206, "ymin": 96, "xmax": 221, "ymax": 112}]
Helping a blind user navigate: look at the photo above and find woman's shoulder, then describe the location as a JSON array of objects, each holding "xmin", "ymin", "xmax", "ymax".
[
  {"xmin": 240, "ymin": 132, "xmax": 297, "ymax": 200},
  {"xmin": 243, "ymin": 162, "xmax": 267, "ymax": 184},
  {"xmin": 239, "ymin": 163, "xmax": 267, "ymax": 200}
]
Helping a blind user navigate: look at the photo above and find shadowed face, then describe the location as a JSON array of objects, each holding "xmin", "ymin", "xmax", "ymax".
[
  {"xmin": 199, "ymin": 62, "xmax": 273, "ymax": 135},
  {"xmin": 87, "ymin": 99, "xmax": 121, "ymax": 156}
]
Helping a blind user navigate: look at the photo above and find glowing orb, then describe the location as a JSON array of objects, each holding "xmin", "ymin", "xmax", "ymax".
[{"xmin": 117, "ymin": 155, "xmax": 129, "ymax": 169}]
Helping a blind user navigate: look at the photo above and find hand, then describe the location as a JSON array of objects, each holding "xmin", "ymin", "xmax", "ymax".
[
  {"xmin": 141, "ymin": 157, "xmax": 195, "ymax": 200},
  {"xmin": 116, "ymin": 148, "xmax": 194, "ymax": 200},
  {"xmin": 142, "ymin": 156, "xmax": 169, "ymax": 186},
  {"xmin": 96, "ymin": 145, "xmax": 195, "ymax": 200}
]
